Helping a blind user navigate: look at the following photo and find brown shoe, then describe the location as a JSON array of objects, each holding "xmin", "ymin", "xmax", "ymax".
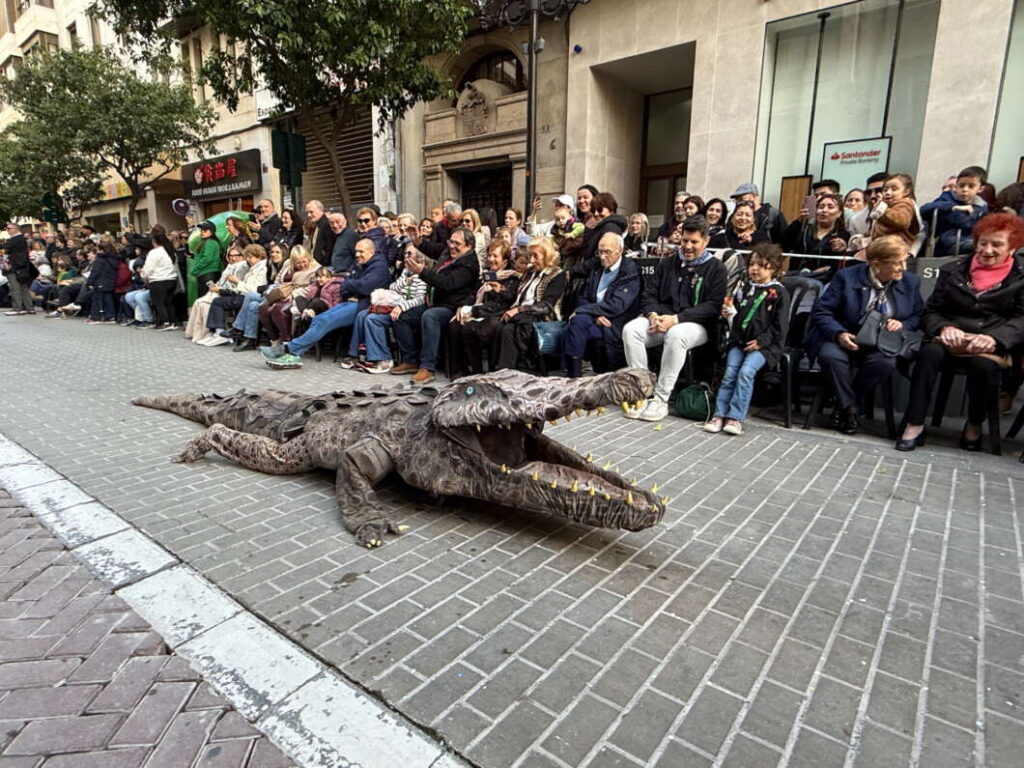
[
  {"xmin": 390, "ymin": 362, "xmax": 419, "ymax": 375},
  {"xmin": 411, "ymin": 368, "xmax": 436, "ymax": 384}
]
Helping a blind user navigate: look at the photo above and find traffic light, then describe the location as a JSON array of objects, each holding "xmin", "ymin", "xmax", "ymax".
[{"xmin": 271, "ymin": 129, "xmax": 306, "ymax": 189}]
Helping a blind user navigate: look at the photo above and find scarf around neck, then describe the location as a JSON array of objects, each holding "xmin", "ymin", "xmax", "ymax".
[{"xmin": 969, "ymin": 255, "xmax": 1013, "ymax": 294}]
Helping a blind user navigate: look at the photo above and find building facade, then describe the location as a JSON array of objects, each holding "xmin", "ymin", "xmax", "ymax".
[{"xmin": 398, "ymin": 0, "xmax": 1024, "ymax": 231}]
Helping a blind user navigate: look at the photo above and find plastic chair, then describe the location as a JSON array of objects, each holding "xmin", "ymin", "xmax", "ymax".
[{"xmin": 930, "ymin": 366, "xmax": 1003, "ymax": 455}]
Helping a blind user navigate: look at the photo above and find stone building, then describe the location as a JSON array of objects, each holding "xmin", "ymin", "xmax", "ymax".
[{"xmin": 397, "ymin": 0, "xmax": 1024, "ymax": 230}]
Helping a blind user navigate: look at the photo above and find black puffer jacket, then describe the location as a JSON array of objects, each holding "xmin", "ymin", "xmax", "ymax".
[
  {"xmin": 923, "ymin": 252, "xmax": 1024, "ymax": 353},
  {"xmin": 580, "ymin": 214, "xmax": 628, "ymax": 265},
  {"xmin": 86, "ymin": 252, "xmax": 120, "ymax": 291}
]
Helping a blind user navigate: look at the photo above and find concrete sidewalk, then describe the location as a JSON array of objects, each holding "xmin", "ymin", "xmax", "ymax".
[{"xmin": 1, "ymin": 315, "xmax": 1023, "ymax": 767}]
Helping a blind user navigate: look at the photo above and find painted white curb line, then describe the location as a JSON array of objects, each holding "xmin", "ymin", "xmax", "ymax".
[{"xmin": 0, "ymin": 433, "xmax": 469, "ymax": 768}]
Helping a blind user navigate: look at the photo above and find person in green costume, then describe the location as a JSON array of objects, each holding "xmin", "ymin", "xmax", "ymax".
[{"xmin": 188, "ymin": 221, "xmax": 223, "ymax": 306}]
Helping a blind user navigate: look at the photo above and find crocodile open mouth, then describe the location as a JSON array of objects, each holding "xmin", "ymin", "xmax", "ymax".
[{"xmin": 444, "ymin": 421, "xmax": 666, "ymax": 530}]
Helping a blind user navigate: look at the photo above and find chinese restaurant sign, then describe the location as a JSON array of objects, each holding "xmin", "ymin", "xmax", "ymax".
[{"xmin": 183, "ymin": 149, "xmax": 262, "ymax": 201}]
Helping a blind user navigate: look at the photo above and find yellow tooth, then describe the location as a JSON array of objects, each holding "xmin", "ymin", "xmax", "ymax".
[
  {"xmin": 572, "ymin": 444, "xmax": 578, "ymax": 452},
  {"xmin": 620, "ymin": 401, "xmax": 629, "ymax": 413},
  {"xmin": 585, "ymin": 452, "xmax": 594, "ymax": 462},
  {"xmin": 475, "ymin": 424, "xmax": 481, "ymax": 432},
  {"xmin": 626, "ymin": 491, "xmax": 634, "ymax": 505},
  {"xmin": 630, "ymin": 478, "xmax": 638, "ymax": 486},
  {"xmin": 661, "ymin": 496, "xmax": 670, "ymax": 505},
  {"xmin": 549, "ymin": 419, "xmax": 558, "ymax": 426},
  {"xmin": 650, "ymin": 505, "xmax": 659, "ymax": 513},
  {"xmin": 570, "ymin": 479, "xmax": 579, "ymax": 492},
  {"xmin": 603, "ymin": 493, "xmax": 611, "ymax": 501},
  {"xmin": 550, "ymin": 480, "xmax": 558, "ymax": 489},
  {"xmin": 531, "ymin": 471, "xmax": 539, "ymax": 481},
  {"xmin": 525, "ymin": 423, "xmax": 533, "ymax": 430},
  {"xmin": 597, "ymin": 406, "xmax": 606, "ymax": 415},
  {"xmin": 574, "ymin": 409, "xmax": 583, "ymax": 417},
  {"xmin": 564, "ymin": 415, "xmax": 572, "ymax": 423},
  {"xmin": 588, "ymin": 487, "xmax": 596, "ymax": 496},
  {"xmin": 634, "ymin": 400, "xmax": 643, "ymax": 409},
  {"xmin": 501, "ymin": 464, "xmax": 508, "ymax": 474},
  {"xmin": 603, "ymin": 461, "xmax": 612, "ymax": 470},
  {"xmin": 397, "ymin": 525, "xmax": 410, "ymax": 532},
  {"xmin": 651, "ymin": 483, "xmax": 659, "ymax": 494}
]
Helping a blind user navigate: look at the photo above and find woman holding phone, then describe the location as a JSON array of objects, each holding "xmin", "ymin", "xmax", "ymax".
[{"xmin": 782, "ymin": 193, "xmax": 850, "ymax": 276}]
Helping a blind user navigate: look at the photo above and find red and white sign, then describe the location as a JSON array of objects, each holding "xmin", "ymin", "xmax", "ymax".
[{"xmin": 821, "ymin": 137, "xmax": 891, "ymax": 192}]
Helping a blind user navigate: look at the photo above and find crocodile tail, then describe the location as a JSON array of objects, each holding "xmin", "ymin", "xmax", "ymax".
[{"xmin": 131, "ymin": 393, "xmax": 226, "ymax": 426}]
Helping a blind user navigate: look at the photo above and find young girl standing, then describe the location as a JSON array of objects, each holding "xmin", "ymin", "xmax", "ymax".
[
  {"xmin": 870, "ymin": 173, "xmax": 920, "ymax": 248},
  {"xmin": 705, "ymin": 243, "xmax": 790, "ymax": 435}
]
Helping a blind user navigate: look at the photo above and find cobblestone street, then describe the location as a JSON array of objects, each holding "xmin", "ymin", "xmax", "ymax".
[{"xmin": 1, "ymin": 315, "xmax": 1023, "ymax": 767}]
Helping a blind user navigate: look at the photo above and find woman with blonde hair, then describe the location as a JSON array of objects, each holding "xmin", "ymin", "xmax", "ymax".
[
  {"xmin": 257, "ymin": 245, "xmax": 319, "ymax": 345},
  {"xmin": 491, "ymin": 236, "xmax": 566, "ymax": 370},
  {"xmin": 460, "ymin": 208, "xmax": 489, "ymax": 267},
  {"xmin": 185, "ymin": 244, "xmax": 248, "ymax": 344}
]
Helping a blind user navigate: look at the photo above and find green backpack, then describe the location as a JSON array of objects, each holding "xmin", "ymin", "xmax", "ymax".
[{"xmin": 673, "ymin": 383, "xmax": 713, "ymax": 421}]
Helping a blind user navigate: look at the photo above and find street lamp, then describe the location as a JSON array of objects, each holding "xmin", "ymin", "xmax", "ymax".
[{"xmin": 474, "ymin": 0, "xmax": 591, "ymax": 213}]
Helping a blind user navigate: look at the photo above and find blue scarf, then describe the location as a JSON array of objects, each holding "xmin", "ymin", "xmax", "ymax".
[{"xmin": 681, "ymin": 249, "xmax": 715, "ymax": 268}]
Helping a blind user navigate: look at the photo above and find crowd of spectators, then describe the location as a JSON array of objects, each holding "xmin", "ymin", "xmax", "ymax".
[{"xmin": 4, "ymin": 169, "xmax": 1024, "ymax": 456}]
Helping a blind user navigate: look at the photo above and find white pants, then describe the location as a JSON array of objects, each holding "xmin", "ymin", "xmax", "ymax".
[{"xmin": 623, "ymin": 317, "xmax": 709, "ymax": 402}]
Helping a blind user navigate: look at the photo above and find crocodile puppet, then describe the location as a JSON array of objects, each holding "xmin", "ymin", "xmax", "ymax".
[{"xmin": 133, "ymin": 369, "xmax": 667, "ymax": 548}]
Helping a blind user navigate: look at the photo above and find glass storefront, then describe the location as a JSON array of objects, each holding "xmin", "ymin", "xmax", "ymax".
[
  {"xmin": 990, "ymin": 0, "xmax": 1024, "ymax": 190},
  {"xmin": 754, "ymin": 0, "xmax": 940, "ymax": 204}
]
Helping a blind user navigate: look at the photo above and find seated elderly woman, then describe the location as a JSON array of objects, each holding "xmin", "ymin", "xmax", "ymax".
[
  {"xmin": 709, "ymin": 200, "xmax": 771, "ymax": 250},
  {"xmin": 201, "ymin": 244, "xmax": 270, "ymax": 347},
  {"xmin": 804, "ymin": 236, "xmax": 924, "ymax": 436},
  {"xmin": 257, "ymin": 245, "xmax": 319, "ymax": 345},
  {"xmin": 896, "ymin": 213, "xmax": 1024, "ymax": 451},
  {"xmin": 184, "ymin": 244, "xmax": 248, "ymax": 344},
  {"xmin": 446, "ymin": 239, "xmax": 522, "ymax": 377},
  {"xmin": 491, "ymin": 236, "xmax": 567, "ymax": 371}
]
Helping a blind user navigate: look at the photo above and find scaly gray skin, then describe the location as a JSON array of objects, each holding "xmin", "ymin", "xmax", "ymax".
[{"xmin": 133, "ymin": 369, "xmax": 667, "ymax": 548}]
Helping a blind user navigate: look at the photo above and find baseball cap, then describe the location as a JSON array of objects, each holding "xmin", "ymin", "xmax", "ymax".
[
  {"xmin": 731, "ymin": 183, "xmax": 759, "ymax": 198},
  {"xmin": 553, "ymin": 194, "xmax": 575, "ymax": 209}
]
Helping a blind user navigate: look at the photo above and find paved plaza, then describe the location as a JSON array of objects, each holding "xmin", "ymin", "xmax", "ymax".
[{"xmin": 0, "ymin": 315, "xmax": 1023, "ymax": 767}]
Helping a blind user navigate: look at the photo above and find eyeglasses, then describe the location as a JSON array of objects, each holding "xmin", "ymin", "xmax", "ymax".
[
  {"xmin": 867, "ymin": 187, "xmax": 884, "ymax": 195},
  {"xmin": 357, "ymin": 218, "xmax": 371, "ymax": 224},
  {"xmin": 461, "ymin": 218, "xmax": 473, "ymax": 224},
  {"xmin": 596, "ymin": 248, "xmax": 618, "ymax": 256}
]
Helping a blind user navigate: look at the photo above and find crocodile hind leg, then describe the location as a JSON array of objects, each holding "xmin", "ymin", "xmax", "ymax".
[
  {"xmin": 335, "ymin": 437, "xmax": 407, "ymax": 548},
  {"xmin": 173, "ymin": 423, "xmax": 316, "ymax": 474}
]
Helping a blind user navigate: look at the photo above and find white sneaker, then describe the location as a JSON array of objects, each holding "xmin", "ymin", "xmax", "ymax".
[
  {"xmin": 623, "ymin": 399, "xmax": 649, "ymax": 419},
  {"xmin": 722, "ymin": 419, "xmax": 744, "ymax": 435},
  {"xmin": 638, "ymin": 399, "xmax": 670, "ymax": 422},
  {"xmin": 204, "ymin": 335, "xmax": 231, "ymax": 346},
  {"xmin": 363, "ymin": 359, "xmax": 394, "ymax": 374},
  {"xmin": 703, "ymin": 417, "xmax": 724, "ymax": 433}
]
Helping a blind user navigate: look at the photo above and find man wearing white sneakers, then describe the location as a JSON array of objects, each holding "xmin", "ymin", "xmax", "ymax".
[{"xmin": 622, "ymin": 215, "xmax": 726, "ymax": 422}]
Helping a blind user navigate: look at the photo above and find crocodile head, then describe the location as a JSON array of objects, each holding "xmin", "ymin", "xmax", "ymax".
[{"xmin": 428, "ymin": 369, "xmax": 666, "ymax": 531}]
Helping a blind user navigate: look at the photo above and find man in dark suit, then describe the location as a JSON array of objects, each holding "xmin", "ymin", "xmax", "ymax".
[
  {"xmin": 303, "ymin": 199, "xmax": 336, "ymax": 265},
  {"xmin": 327, "ymin": 211, "xmax": 359, "ymax": 274},
  {"xmin": 3, "ymin": 222, "xmax": 36, "ymax": 315},
  {"xmin": 563, "ymin": 232, "xmax": 641, "ymax": 377},
  {"xmin": 252, "ymin": 199, "xmax": 281, "ymax": 248}
]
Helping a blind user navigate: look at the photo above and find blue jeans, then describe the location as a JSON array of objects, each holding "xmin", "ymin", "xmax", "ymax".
[
  {"xmin": 232, "ymin": 293, "xmax": 264, "ymax": 338},
  {"xmin": 394, "ymin": 304, "xmax": 454, "ymax": 372},
  {"xmin": 287, "ymin": 302, "xmax": 359, "ymax": 357},
  {"xmin": 124, "ymin": 289, "xmax": 152, "ymax": 322},
  {"xmin": 715, "ymin": 347, "xmax": 766, "ymax": 422},
  {"xmin": 349, "ymin": 309, "xmax": 395, "ymax": 361}
]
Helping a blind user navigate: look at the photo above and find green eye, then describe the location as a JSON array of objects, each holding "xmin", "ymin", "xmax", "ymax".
[{"xmin": 465, "ymin": 386, "xmax": 475, "ymax": 395}]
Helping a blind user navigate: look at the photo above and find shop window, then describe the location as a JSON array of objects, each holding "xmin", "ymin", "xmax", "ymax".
[
  {"xmin": 754, "ymin": 0, "xmax": 939, "ymax": 204},
  {"xmin": 990, "ymin": 0, "xmax": 1024, "ymax": 189},
  {"xmin": 89, "ymin": 15, "xmax": 101, "ymax": 46},
  {"xmin": 640, "ymin": 88, "xmax": 691, "ymax": 230},
  {"xmin": 458, "ymin": 50, "xmax": 525, "ymax": 93}
]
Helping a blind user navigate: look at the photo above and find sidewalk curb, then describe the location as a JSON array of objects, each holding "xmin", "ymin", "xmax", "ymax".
[{"xmin": 0, "ymin": 432, "xmax": 469, "ymax": 768}]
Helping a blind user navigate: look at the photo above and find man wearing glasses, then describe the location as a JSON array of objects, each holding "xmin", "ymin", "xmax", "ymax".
[
  {"xmin": 848, "ymin": 172, "xmax": 888, "ymax": 238},
  {"xmin": 392, "ymin": 227, "xmax": 480, "ymax": 384}
]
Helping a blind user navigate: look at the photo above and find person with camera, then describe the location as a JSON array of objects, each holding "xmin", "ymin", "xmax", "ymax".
[
  {"xmin": 804, "ymin": 236, "xmax": 923, "ymax": 436},
  {"xmin": 782, "ymin": 193, "xmax": 850, "ymax": 277}
]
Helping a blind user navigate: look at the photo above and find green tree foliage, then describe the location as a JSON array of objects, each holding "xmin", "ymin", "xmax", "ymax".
[
  {"xmin": 0, "ymin": 46, "xmax": 215, "ymax": 220},
  {"xmin": 93, "ymin": 0, "xmax": 471, "ymax": 208}
]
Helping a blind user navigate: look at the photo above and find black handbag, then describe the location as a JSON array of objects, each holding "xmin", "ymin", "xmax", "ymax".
[{"xmin": 854, "ymin": 309, "xmax": 922, "ymax": 360}]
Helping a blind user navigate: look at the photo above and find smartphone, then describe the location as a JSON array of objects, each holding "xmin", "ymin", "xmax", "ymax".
[
  {"xmin": 802, "ymin": 195, "xmax": 817, "ymax": 214},
  {"xmin": 484, "ymin": 270, "xmax": 498, "ymax": 281}
]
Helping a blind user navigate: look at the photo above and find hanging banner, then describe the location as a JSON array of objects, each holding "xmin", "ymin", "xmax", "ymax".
[{"xmin": 821, "ymin": 137, "xmax": 892, "ymax": 193}]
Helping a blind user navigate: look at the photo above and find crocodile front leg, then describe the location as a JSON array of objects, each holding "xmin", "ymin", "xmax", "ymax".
[
  {"xmin": 335, "ymin": 437, "xmax": 407, "ymax": 548},
  {"xmin": 173, "ymin": 424, "xmax": 316, "ymax": 474}
]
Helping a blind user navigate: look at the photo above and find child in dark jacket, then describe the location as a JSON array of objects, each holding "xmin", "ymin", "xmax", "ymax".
[
  {"xmin": 705, "ymin": 242, "xmax": 790, "ymax": 435},
  {"xmin": 85, "ymin": 238, "xmax": 121, "ymax": 323},
  {"xmin": 920, "ymin": 166, "xmax": 988, "ymax": 256}
]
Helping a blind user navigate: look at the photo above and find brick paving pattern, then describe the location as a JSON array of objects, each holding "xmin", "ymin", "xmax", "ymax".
[
  {"xmin": 0, "ymin": 487, "xmax": 294, "ymax": 768},
  {"xmin": 2, "ymin": 317, "xmax": 1024, "ymax": 767}
]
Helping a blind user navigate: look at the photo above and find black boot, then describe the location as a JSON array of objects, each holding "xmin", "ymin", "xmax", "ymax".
[
  {"xmin": 838, "ymin": 407, "xmax": 859, "ymax": 435},
  {"xmin": 566, "ymin": 356, "xmax": 583, "ymax": 379},
  {"xmin": 233, "ymin": 338, "xmax": 257, "ymax": 352}
]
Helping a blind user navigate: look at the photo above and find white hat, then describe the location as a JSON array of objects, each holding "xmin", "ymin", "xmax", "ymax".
[{"xmin": 553, "ymin": 194, "xmax": 575, "ymax": 209}]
